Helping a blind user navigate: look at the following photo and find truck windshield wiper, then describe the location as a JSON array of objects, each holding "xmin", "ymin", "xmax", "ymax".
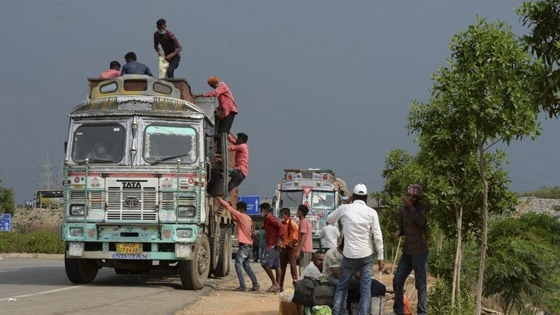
[
  {"xmin": 148, "ymin": 153, "xmax": 189, "ymax": 165},
  {"xmin": 79, "ymin": 158, "xmax": 114, "ymax": 164}
]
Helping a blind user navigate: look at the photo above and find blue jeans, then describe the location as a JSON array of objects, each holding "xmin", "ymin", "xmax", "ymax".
[
  {"xmin": 235, "ymin": 244, "xmax": 259, "ymax": 290},
  {"xmin": 393, "ymin": 252, "xmax": 428, "ymax": 315},
  {"xmin": 332, "ymin": 254, "xmax": 374, "ymax": 315},
  {"xmin": 228, "ymin": 169, "xmax": 245, "ymax": 192}
]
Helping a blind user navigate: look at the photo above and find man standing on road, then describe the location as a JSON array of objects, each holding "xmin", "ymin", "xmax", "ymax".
[
  {"xmin": 327, "ymin": 183, "xmax": 384, "ymax": 315},
  {"xmin": 218, "ymin": 198, "xmax": 259, "ymax": 292},
  {"xmin": 259, "ymin": 202, "xmax": 284, "ymax": 293},
  {"xmin": 153, "ymin": 18, "xmax": 182, "ymax": 78},
  {"xmin": 393, "ymin": 184, "xmax": 429, "ymax": 315},
  {"xmin": 294, "ymin": 204, "xmax": 314, "ymax": 276},
  {"xmin": 320, "ymin": 222, "xmax": 340, "ymax": 253},
  {"xmin": 203, "ymin": 76, "xmax": 238, "ymax": 134},
  {"xmin": 121, "ymin": 52, "xmax": 153, "ymax": 76},
  {"xmin": 279, "ymin": 208, "xmax": 299, "ymax": 291}
]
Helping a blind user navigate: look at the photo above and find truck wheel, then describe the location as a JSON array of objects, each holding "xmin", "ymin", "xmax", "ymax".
[
  {"xmin": 213, "ymin": 227, "xmax": 232, "ymax": 277},
  {"xmin": 179, "ymin": 234, "xmax": 210, "ymax": 290},
  {"xmin": 209, "ymin": 226, "xmax": 221, "ymax": 272},
  {"xmin": 65, "ymin": 257, "xmax": 99, "ymax": 284}
]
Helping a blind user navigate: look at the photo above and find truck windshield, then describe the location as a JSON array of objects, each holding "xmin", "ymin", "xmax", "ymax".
[
  {"xmin": 144, "ymin": 125, "xmax": 197, "ymax": 164},
  {"xmin": 71, "ymin": 124, "xmax": 125, "ymax": 163},
  {"xmin": 311, "ymin": 192, "xmax": 335, "ymax": 210},
  {"xmin": 280, "ymin": 191, "xmax": 303, "ymax": 209}
]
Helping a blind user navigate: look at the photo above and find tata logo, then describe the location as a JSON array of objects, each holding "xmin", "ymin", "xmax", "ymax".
[
  {"xmin": 123, "ymin": 197, "xmax": 140, "ymax": 208},
  {"xmin": 122, "ymin": 182, "xmax": 141, "ymax": 189}
]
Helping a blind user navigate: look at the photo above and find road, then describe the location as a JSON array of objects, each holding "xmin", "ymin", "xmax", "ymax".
[{"xmin": 0, "ymin": 257, "xmax": 234, "ymax": 315}]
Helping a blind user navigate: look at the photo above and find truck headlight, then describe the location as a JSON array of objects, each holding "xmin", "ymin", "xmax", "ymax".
[
  {"xmin": 177, "ymin": 206, "xmax": 196, "ymax": 218},
  {"xmin": 70, "ymin": 205, "xmax": 85, "ymax": 216},
  {"xmin": 177, "ymin": 229, "xmax": 193, "ymax": 239},
  {"xmin": 69, "ymin": 227, "xmax": 84, "ymax": 237}
]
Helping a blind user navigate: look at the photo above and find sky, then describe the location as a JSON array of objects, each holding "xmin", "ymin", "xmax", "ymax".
[{"xmin": 1, "ymin": 0, "xmax": 559, "ymax": 204}]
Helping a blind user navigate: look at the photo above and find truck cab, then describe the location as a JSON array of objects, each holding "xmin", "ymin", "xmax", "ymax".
[{"xmin": 61, "ymin": 75, "xmax": 234, "ymax": 289}]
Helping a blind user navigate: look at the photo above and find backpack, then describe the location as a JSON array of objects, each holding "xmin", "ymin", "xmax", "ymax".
[{"xmin": 292, "ymin": 277, "xmax": 335, "ymax": 307}]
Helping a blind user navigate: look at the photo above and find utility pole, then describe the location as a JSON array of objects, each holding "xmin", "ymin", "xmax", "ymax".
[{"xmin": 40, "ymin": 153, "xmax": 56, "ymax": 190}]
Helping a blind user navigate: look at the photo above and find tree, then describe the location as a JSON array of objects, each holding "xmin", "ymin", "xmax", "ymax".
[
  {"xmin": 485, "ymin": 213, "xmax": 560, "ymax": 314},
  {"xmin": 408, "ymin": 17, "xmax": 542, "ymax": 314},
  {"xmin": 518, "ymin": 0, "xmax": 560, "ymax": 117},
  {"xmin": 0, "ymin": 174, "xmax": 15, "ymax": 215}
]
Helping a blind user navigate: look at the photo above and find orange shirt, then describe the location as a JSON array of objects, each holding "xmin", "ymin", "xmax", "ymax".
[{"xmin": 282, "ymin": 219, "xmax": 299, "ymax": 248}]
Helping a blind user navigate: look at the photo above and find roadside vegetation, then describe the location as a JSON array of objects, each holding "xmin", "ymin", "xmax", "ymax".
[
  {"xmin": 377, "ymin": 1, "xmax": 560, "ymax": 314},
  {"xmin": 0, "ymin": 229, "xmax": 64, "ymax": 254}
]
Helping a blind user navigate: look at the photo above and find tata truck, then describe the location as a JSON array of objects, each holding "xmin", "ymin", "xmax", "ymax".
[
  {"xmin": 272, "ymin": 169, "xmax": 349, "ymax": 249},
  {"xmin": 61, "ymin": 75, "xmax": 236, "ymax": 290}
]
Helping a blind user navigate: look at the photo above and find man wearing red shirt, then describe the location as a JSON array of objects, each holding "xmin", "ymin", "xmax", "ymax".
[
  {"xmin": 259, "ymin": 202, "xmax": 284, "ymax": 293},
  {"xmin": 294, "ymin": 204, "xmax": 314, "ymax": 275},
  {"xmin": 227, "ymin": 133, "xmax": 248, "ymax": 193},
  {"xmin": 218, "ymin": 198, "xmax": 260, "ymax": 291},
  {"xmin": 203, "ymin": 76, "xmax": 238, "ymax": 134}
]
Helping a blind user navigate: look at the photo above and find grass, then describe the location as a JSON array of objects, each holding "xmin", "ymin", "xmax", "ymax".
[{"xmin": 0, "ymin": 230, "xmax": 65, "ymax": 254}]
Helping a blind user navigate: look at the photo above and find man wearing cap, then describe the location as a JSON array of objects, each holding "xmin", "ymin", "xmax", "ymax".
[
  {"xmin": 393, "ymin": 184, "xmax": 429, "ymax": 315},
  {"xmin": 203, "ymin": 77, "xmax": 238, "ymax": 134},
  {"xmin": 327, "ymin": 183, "xmax": 384, "ymax": 315}
]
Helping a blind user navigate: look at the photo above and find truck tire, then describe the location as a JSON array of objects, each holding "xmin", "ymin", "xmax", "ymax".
[
  {"xmin": 179, "ymin": 234, "xmax": 210, "ymax": 290},
  {"xmin": 209, "ymin": 225, "xmax": 221, "ymax": 272},
  {"xmin": 213, "ymin": 227, "xmax": 232, "ymax": 277},
  {"xmin": 65, "ymin": 257, "xmax": 99, "ymax": 284}
]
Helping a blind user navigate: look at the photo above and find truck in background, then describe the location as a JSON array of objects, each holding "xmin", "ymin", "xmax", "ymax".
[
  {"xmin": 61, "ymin": 75, "xmax": 236, "ymax": 290},
  {"xmin": 272, "ymin": 169, "xmax": 349, "ymax": 249}
]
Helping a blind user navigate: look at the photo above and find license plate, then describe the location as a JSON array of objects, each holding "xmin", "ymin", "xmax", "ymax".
[{"xmin": 116, "ymin": 243, "xmax": 142, "ymax": 254}]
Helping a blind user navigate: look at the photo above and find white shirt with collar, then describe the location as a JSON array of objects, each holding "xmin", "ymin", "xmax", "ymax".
[
  {"xmin": 320, "ymin": 224, "xmax": 340, "ymax": 249},
  {"xmin": 327, "ymin": 200, "xmax": 384, "ymax": 260}
]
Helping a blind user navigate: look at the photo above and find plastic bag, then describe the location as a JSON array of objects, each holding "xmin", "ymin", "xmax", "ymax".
[{"xmin": 158, "ymin": 56, "xmax": 169, "ymax": 79}]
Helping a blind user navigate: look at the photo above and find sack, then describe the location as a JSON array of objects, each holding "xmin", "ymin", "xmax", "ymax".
[
  {"xmin": 158, "ymin": 56, "xmax": 169, "ymax": 78},
  {"xmin": 303, "ymin": 305, "xmax": 332, "ymax": 315},
  {"xmin": 292, "ymin": 277, "xmax": 335, "ymax": 307}
]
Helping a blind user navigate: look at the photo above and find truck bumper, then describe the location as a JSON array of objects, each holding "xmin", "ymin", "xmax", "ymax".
[{"xmin": 62, "ymin": 223, "xmax": 199, "ymax": 260}]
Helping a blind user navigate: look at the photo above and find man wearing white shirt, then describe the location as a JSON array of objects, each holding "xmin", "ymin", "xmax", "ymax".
[
  {"xmin": 320, "ymin": 223, "xmax": 340, "ymax": 253},
  {"xmin": 327, "ymin": 183, "xmax": 384, "ymax": 315}
]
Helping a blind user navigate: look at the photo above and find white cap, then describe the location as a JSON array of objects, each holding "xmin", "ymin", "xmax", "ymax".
[{"xmin": 353, "ymin": 183, "xmax": 367, "ymax": 196}]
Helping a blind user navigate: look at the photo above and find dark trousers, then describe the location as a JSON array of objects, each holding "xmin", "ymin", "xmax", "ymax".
[
  {"xmin": 279, "ymin": 246, "xmax": 298, "ymax": 288},
  {"xmin": 228, "ymin": 169, "xmax": 245, "ymax": 192},
  {"xmin": 393, "ymin": 252, "xmax": 428, "ymax": 315},
  {"xmin": 252, "ymin": 245, "xmax": 260, "ymax": 262},
  {"xmin": 218, "ymin": 113, "xmax": 236, "ymax": 134},
  {"xmin": 166, "ymin": 55, "xmax": 180, "ymax": 78}
]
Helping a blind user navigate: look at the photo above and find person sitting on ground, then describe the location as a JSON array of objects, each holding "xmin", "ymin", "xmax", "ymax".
[
  {"xmin": 323, "ymin": 239, "xmax": 386, "ymax": 297},
  {"xmin": 153, "ymin": 18, "xmax": 182, "ymax": 78},
  {"xmin": 300, "ymin": 250, "xmax": 326, "ymax": 280},
  {"xmin": 100, "ymin": 61, "xmax": 121, "ymax": 79},
  {"xmin": 121, "ymin": 52, "xmax": 153, "ymax": 76},
  {"xmin": 227, "ymin": 132, "xmax": 248, "ymax": 193},
  {"xmin": 202, "ymin": 76, "xmax": 238, "ymax": 134}
]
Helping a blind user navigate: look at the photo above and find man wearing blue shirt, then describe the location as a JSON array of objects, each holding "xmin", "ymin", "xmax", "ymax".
[{"xmin": 121, "ymin": 52, "xmax": 152, "ymax": 76}]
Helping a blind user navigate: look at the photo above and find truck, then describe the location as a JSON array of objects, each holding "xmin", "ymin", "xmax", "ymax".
[
  {"xmin": 272, "ymin": 169, "xmax": 349, "ymax": 249},
  {"xmin": 61, "ymin": 75, "xmax": 236, "ymax": 290}
]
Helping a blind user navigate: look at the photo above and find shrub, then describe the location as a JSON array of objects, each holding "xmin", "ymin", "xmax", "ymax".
[{"xmin": 0, "ymin": 230, "xmax": 64, "ymax": 254}]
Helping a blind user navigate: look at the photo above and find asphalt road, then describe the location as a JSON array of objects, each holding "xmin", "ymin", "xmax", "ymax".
[{"xmin": 0, "ymin": 257, "xmax": 234, "ymax": 315}]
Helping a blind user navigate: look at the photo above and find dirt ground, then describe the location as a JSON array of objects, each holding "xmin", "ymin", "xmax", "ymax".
[{"xmin": 175, "ymin": 262, "xmax": 408, "ymax": 315}]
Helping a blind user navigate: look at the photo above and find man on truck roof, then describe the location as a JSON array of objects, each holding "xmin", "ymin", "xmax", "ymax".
[
  {"xmin": 153, "ymin": 18, "xmax": 182, "ymax": 78},
  {"xmin": 100, "ymin": 61, "xmax": 121, "ymax": 79},
  {"xmin": 202, "ymin": 76, "xmax": 238, "ymax": 134},
  {"xmin": 218, "ymin": 197, "xmax": 260, "ymax": 292},
  {"xmin": 121, "ymin": 52, "xmax": 153, "ymax": 76}
]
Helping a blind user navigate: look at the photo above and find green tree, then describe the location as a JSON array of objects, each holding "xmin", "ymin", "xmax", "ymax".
[
  {"xmin": 0, "ymin": 174, "xmax": 15, "ymax": 216},
  {"xmin": 485, "ymin": 213, "xmax": 560, "ymax": 314},
  {"xmin": 518, "ymin": 0, "xmax": 560, "ymax": 117},
  {"xmin": 408, "ymin": 18, "xmax": 542, "ymax": 314}
]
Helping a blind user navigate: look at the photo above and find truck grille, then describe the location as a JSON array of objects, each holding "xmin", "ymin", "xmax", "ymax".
[{"xmin": 107, "ymin": 187, "xmax": 157, "ymax": 221}]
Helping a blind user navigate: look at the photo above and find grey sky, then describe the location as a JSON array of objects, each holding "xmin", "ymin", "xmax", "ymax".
[{"xmin": 1, "ymin": 1, "xmax": 558, "ymax": 204}]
